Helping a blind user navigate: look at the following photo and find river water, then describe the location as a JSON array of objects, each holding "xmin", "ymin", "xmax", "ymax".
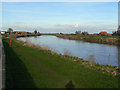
[{"xmin": 17, "ymin": 35, "xmax": 119, "ymax": 66}]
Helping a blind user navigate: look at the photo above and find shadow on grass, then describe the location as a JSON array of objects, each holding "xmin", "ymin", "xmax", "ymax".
[
  {"xmin": 65, "ymin": 80, "xmax": 75, "ymax": 90},
  {"xmin": 3, "ymin": 39, "xmax": 37, "ymax": 88}
]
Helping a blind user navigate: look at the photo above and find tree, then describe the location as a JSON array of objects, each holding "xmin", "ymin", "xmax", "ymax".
[
  {"xmin": 112, "ymin": 26, "xmax": 120, "ymax": 36},
  {"xmin": 81, "ymin": 32, "xmax": 88, "ymax": 35},
  {"xmin": 34, "ymin": 30, "xmax": 37, "ymax": 34},
  {"xmin": 60, "ymin": 33, "xmax": 63, "ymax": 35},
  {"xmin": 118, "ymin": 25, "xmax": 120, "ymax": 31},
  {"xmin": 75, "ymin": 31, "xmax": 81, "ymax": 35},
  {"xmin": 7, "ymin": 28, "xmax": 13, "ymax": 34},
  {"xmin": 112, "ymin": 31, "xmax": 117, "ymax": 36},
  {"xmin": 117, "ymin": 26, "xmax": 120, "ymax": 36}
]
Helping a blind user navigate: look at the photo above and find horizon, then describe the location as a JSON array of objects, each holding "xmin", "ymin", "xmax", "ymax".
[{"xmin": 2, "ymin": 2, "xmax": 118, "ymax": 34}]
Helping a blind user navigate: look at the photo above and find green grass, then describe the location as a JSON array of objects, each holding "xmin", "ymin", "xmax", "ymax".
[
  {"xmin": 3, "ymin": 38, "xmax": 118, "ymax": 88},
  {"xmin": 56, "ymin": 34, "xmax": 120, "ymax": 46}
]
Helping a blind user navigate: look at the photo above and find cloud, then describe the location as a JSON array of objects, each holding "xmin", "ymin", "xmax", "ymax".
[
  {"xmin": 1, "ymin": 0, "xmax": 119, "ymax": 2},
  {"xmin": 2, "ymin": 23, "xmax": 117, "ymax": 34},
  {"xmin": 74, "ymin": 24, "xmax": 79, "ymax": 28}
]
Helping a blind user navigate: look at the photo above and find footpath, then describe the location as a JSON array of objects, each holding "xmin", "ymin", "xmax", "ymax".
[{"xmin": 0, "ymin": 35, "xmax": 5, "ymax": 89}]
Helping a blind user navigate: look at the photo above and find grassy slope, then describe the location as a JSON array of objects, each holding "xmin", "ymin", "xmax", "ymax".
[{"xmin": 3, "ymin": 38, "xmax": 118, "ymax": 88}]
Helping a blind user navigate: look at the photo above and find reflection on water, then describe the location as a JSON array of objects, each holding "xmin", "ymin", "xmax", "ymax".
[{"xmin": 18, "ymin": 35, "xmax": 119, "ymax": 66}]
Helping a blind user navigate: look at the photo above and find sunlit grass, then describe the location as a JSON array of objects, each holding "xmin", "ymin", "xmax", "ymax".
[{"xmin": 3, "ymin": 37, "xmax": 119, "ymax": 88}]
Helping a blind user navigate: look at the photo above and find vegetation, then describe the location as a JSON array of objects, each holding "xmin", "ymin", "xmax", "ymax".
[
  {"xmin": 34, "ymin": 30, "xmax": 37, "ymax": 34},
  {"xmin": 4, "ymin": 33, "xmax": 41, "ymax": 39},
  {"xmin": 3, "ymin": 36, "xmax": 119, "ymax": 88},
  {"xmin": 55, "ymin": 34, "xmax": 120, "ymax": 46},
  {"xmin": 4, "ymin": 32, "xmax": 120, "ymax": 46}
]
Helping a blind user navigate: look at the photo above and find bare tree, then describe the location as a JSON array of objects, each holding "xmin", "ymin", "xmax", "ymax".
[
  {"xmin": 75, "ymin": 31, "xmax": 81, "ymax": 35},
  {"xmin": 7, "ymin": 28, "xmax": 13, "ymax": 34}
]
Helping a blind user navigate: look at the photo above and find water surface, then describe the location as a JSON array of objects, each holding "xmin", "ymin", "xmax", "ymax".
[{"xmin": 18, "ymin": 35, "xmax": 119, "ymax": 66}]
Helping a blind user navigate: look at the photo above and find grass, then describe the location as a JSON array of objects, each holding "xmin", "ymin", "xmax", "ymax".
[
  {"xmin": 4, "ymin": 33, "xmax": 41, "ymax": 39},
  {"xmin": 3, "ymin": 37, "xmax": 119, "ymax": 88},
  {"xmin": 56, "ymin": 34, "xmax": 120, "ymax": 46}
]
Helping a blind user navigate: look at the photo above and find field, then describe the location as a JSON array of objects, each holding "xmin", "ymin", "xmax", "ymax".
[{"xmin": 3, "ymin": 37, "xmax": 118, "ymax": 88}]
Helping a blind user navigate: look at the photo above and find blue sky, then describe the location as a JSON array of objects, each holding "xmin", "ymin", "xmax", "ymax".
[{"xmin": 2, "ymin": 2, "xmax": 118, "ymax": 33}]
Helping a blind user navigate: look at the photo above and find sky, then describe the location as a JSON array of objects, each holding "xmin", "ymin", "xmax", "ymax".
[
  {"xmin": 1, "ymin": 0, "xmax": 119, "ymax": 2},
  {"xmin": 1, "ymin": 2, "xmax": 118, "ymax": 34}
]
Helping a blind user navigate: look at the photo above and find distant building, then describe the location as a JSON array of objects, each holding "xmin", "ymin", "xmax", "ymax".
[
  {"xmin": 14, "ymin": 31, "xmax": 28, "ymax": 34},
  {"xmin": 99, "ymin": 32, "xmax": 107, "ymax": 35},
  {"xmin": 106, "ymin": 33, "xmax": 111, "ymax": 36},
  {"xmin": 99, "ymin": 32, "xmax": 111, "ymax": 36},
  {"xmin": 0, "ymin": 31, "xmax": 6, "ymax": 35},
  {"xmin": 93, "ymin": 33, "xmax": 98, "ymax": 35}
]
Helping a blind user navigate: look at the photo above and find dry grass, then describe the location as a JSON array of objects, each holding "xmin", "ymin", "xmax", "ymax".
[
  {"xmin": 17, "ymin": 39, "xmax": 60, "ymax": 56},
  {"xmin": 59, "ymin": 55, "xmax": 119, "ymax": 76},
  {"xmin": 21, "ymin": 39, "xmax": 49, "ymax": 50}
]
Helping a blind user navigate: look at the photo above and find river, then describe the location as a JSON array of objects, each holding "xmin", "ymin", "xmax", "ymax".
[{"xmin": 17, "ymin": 35, "xmax": 119, "ymax": 66}]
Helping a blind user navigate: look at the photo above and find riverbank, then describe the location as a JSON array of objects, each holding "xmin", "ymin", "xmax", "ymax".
[
  {"xmin": 4, "ymin": 33, "xmax": 120, "ymax": 46},
  {"xmin": 4, "ymin": 33, "xmax": 41, "ymax": 39},
  {"xmin": 2, "ymin": 36, "xmax": 119, "ymax": 88},
  {"xmin": 55, "ymin": 34, "xmax": 120, "ymax": 46}
]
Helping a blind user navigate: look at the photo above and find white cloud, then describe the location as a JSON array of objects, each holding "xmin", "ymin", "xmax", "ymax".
[
  {"xmin": 1, "ymin": 0, "xmax": 119, "ymax": 2},
  {"xmin": 74, "ymin": 24, "xmax": 79, "ymax": 28},
  {"xmin": 1, "ymin": 23, "xmax": 117, "ymax": 34}
]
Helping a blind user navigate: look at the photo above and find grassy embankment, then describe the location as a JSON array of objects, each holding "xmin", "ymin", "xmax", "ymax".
[
  {"xmin": 56, "ymin": 34, "xmax": 120, "ymax": 46},
  {"xmin": 2, "ymin": 35, "xmax": 119, "ymax": 88}
]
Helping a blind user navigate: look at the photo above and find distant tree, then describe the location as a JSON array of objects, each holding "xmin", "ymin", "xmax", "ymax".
[
  {"xmin": 117, "ymin": 31, "xmax": 120, "ymax": 36},
  {"xmin": 60, "ymin": 33, "xmax": 63, "ymax": 35},
  {"xmin": 81, "ymin": 32, "xmax": 88, "ymax": 35},
  {"xmin": 75, "ymin": 31, "xmax": 81, "ymax": 35},
  {"xmin": 112, "ymin": 31, "xmax": 117, "ymax": 36},
  {"xmin": 118, "ymin": 25, "xmax": 120, "ymax": 31},
  {"xmin": 117, "ymin": 26, "xmax": 120, "ymax": 36},
  {"xmin": 75, "ymin": 31, "xmax": 78, "ymax": 34},
  {"xmin": 7, "ymin": 28, "xmax": 13, "ymax": 34},
  {"xmin": 34, "ymin": 30, "xmax": 37, "ymax": 34},
  {"xmin": 112, "ymin": 26, "xmax": 120, "ymax": 36}
]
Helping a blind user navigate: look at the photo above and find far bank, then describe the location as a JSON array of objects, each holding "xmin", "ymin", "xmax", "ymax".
[{"xmin": 55, "ymin": 34, "xmax": 120, "ymax": 46}]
